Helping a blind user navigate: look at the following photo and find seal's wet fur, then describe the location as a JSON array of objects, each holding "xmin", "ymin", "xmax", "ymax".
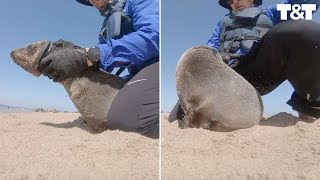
[
  {"xmin": 176, "ymin": 46, "xmax": 263, "ymax": 131},
  {"xmin": 10, "ymin": 41, "xmax": 125, "ymax": 132}
]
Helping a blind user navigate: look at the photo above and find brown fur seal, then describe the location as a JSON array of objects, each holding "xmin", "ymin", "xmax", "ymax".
[
  {"xmin": 176, "ymin": 46, "xmax": 263, "ymax": 131},
  {"xmin": 10, "ymin": 40, "xmax": 125, "ymax": 132}
]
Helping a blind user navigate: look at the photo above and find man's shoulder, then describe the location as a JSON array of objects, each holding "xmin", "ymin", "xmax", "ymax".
[{"xmin": 125, "ymin": 0, "xmax": 158, "ymax": 11}]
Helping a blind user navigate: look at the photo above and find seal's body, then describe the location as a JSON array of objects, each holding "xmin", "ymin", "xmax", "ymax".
[
  {"xmin": 176, "ymin": 46, "xmax": 263, "ymax": 131},
  {"xmin": 10, "ymin": 41, "xmax": 125, "ymax": 132}
]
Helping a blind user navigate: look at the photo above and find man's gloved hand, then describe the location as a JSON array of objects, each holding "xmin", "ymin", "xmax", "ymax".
[
  {"xmin": 38, "ymin": 47, "xmax": 88, "ymax": 82},
  {"xmin": 219, "ymin": 52, "xmax": 241, "ymax": 64}
]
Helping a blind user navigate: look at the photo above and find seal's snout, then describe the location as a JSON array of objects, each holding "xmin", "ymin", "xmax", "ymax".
[
  {"xmin": 10, "ymin": 50, "xmax": 17, "ymax": 60},
  {"xmin": 9, "ymin": 46, "xmax": 43, "ymax": 77},
  {"xmin": 10, "ymin": 48, "xmax": 28, "ymax": 64}
]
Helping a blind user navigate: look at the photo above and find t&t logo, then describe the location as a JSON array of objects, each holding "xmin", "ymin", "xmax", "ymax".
[{"xmin": 277, "ymin": 4, "xmax": 316, "ymax": 20}]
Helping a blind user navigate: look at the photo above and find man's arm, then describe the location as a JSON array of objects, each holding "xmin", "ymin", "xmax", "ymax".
[
  {"xmin": 206, "ymin": 22, "xmax": 221, "ymax": 51},
  {"xmin": 97, "ymin": 0, "xmax": 159, "ymax": 72},
  {"xmin": 264, "ymin": 0, "xmax": 320, "ymax": 24}
]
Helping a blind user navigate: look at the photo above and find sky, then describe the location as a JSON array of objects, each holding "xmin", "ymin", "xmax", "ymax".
[
  {"xmin": 161, "ymin": 0, "xmax": 320, "ymax": 116},
  {"xmin": 0, "ymin": 1, "xmax": 104, "ymax": 111}
]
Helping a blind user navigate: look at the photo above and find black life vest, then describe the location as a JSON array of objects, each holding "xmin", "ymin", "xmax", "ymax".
[
  {"xmin": 219, "ymin": 7, "xmax": 273, "ymax": 54},
  {"xmin": 99, "ymin": 0, "xmax": 133, "ymax": 42},
  {"xmin": 98, "ymin": 0, "xmax": 157, "ymax": 77}
]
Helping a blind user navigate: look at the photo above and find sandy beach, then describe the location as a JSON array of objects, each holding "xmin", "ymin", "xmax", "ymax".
[
  {"xmin": 2, "ymin": 111, "xmax": 320, "ymax": 179},
  {"xmin": 161, "ymin": 113, "xmax": 320, "ymax": 180},
  {"xmin": 0, "ymin": 112, "xmax": 159, "ymax": 179}
]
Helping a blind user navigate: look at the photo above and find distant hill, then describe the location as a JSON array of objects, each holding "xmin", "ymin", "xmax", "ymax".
[
  {"xmin": 0, "ymin": 104, "xmax": 74, "ymax": 113},
  {"xmin": 0, "ymin": 104, "xmax": 34, "ymax": 112}
]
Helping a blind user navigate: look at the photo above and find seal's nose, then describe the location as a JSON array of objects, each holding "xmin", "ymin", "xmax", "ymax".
[{"xmin": 10, "ymin": 50, "xmax": 16, "ymax": 59}]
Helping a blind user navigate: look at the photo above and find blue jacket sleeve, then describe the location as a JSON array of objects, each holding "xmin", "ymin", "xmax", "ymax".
[
  {"xmin": 97, "ymin": 0, "xmax": 159, "ymax": 72},
  {"xmin": 206, "ymin": 22, "xmax": 221, "ymax": 51},
  {"xmin": 264, "ymin": 0, "xmax": 320, "ymax": 25}
]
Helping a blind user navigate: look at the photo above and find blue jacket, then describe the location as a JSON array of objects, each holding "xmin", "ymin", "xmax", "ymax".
[
  {"xmin": 97, "ymin": 0, "xmax": 159, "ymax": 78},
  {"xmin": 207, "ymin": 0, "xmax": 320, "ymax": 56}
]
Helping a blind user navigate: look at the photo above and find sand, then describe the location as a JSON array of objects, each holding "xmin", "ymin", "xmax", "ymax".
[
  {"xmin": 2, "ymin": 111, "xmax": 320, "ymax": 179},
  {"xmin": 161, "ymin": 112, "xmax": 320, "ymax": 180},
  {"xmin": 0, "ymin": 112, "xmax": 159, "ymax": 179}
]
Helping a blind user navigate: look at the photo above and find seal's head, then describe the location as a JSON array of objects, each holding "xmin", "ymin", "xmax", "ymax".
[{"xmin": 10, "ymin": 41, "xmax": 52, "ymax": 77}]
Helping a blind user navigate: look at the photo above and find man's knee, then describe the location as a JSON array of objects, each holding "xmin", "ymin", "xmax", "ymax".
[
  {"xmin": 138, "ymin": 114, "xmax": 159, "ymax": 139},
  {"xmin": 107, "ymin": 85, "xmax": 159, "ymax": 138},
  {"xmin": 271, "ymin": 20, "xmax": 318, "ymax": 39},
  {"xmin": 107, "ymin": 104, "xmax": 159, "ymax": 138}
]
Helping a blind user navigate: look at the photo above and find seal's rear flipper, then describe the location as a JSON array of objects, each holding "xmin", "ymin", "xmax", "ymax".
[{"xmin": 168, "ymin": 100, "xmax": 185, "ymax": 123}]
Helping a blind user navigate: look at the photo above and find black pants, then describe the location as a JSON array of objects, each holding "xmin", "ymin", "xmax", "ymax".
[
  {"xmin": 235, "ymin": 20, "xmax": 320, "ymax": 118},
  {"xmin": 107, "ymin": 62, "xmax": 159, "ymax": 138},
  {"xmin": 170, "ymin": 20, "xmax": 320, "ymax": 120}
]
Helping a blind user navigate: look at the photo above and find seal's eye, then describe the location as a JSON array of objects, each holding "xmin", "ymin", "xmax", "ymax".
[
  {"xmin": 26, "ymin": 44, "xmax": 37, "ymax": 53},
  {"xmin": 27, "ymin": 45, "xmax": 35, "ymax": 50}
]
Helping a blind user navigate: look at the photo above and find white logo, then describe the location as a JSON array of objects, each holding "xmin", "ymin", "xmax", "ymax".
[
  {"xmin": 127, "ymin": 79, "xmax": 148, "ymax": 85},
  {"xmin": 277, "ymin": 4, "xmax": 316, "ymax": 20}
]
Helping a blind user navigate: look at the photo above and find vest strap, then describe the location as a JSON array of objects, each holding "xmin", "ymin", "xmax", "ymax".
[
  {"xmin": 99, "ymin": 0, "xmax": 128, "ymax": 41},
  {"xmin": 224, "ymin": 35, "xmax": 261, "ymax": 41},
  {"xmin": 219, "ymin": 23, "xmax": 228, "ymax": 52}
]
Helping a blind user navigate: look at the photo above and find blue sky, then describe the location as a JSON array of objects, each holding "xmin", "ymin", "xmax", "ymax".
[
  {"xmin": 161, "ymin": 0, "xmax": 320, "ymax": 116},
  {"xmin": 0, "ymin": 1, "xmax": 104, "ymax": 111}
]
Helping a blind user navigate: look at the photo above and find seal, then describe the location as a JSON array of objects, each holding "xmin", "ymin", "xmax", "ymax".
[
  {"xmin": 176, "ymin": 46, "xmax": 263, "ymax": 131},
  {"xmin": 10, "ymin": 40, "xmax": 125, "ymax": 132}
]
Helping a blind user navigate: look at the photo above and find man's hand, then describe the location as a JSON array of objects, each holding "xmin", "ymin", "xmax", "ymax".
[{"xmin": 38, "ymin": 47, "xmax": 88, "ymax": 82}]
